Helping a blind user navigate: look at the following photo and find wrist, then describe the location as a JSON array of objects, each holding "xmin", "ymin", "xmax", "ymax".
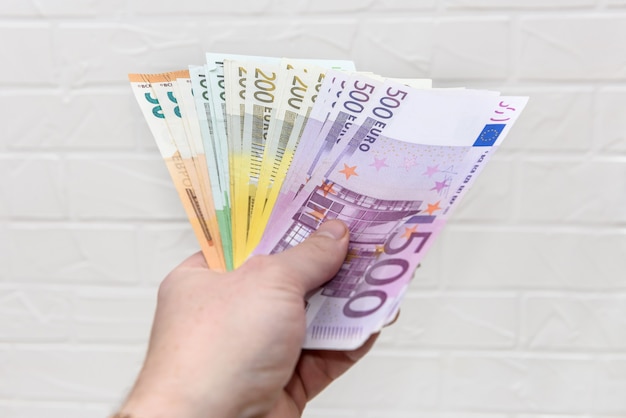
[{"xmin": 118, "ymin": 368, "xmax": 238, "ymax": 418}]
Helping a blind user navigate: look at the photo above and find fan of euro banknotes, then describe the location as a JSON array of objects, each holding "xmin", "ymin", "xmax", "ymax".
[{"xmin": 129, "ymin": 53, "xmax": 528, "ymax": 350}]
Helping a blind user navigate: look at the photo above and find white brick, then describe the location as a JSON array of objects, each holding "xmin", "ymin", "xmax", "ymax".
[
  {"xmin": 352, "ymin": 18, "xmax": 434, "ymax": 78},
  {"xmin": 411, "ymin": 236, "xmax": 443, "ymax": 289},
  {"xmin": 280, "ymin": 0, "xmax": 436, "ymax": 13},
  {"xmin": 0, "ymin": 23, "xmax": 56, "ymax": 85},
  {"xmin": 519, "ymin": 16, "xmax": 626, "ymax": 80},
  {"xmin": 353, "ymin": 17, "xmax": 510, "ymax": 79},
  {"xmin": 595, "ymin": 358, "xmax": 626, "ymax": 414},
  {"xmin": 432, "ymin": 18, "xmax": 511, "ymax": 80},
  {"xmin": 442, "ymin": 228, "xmax": 626, "ymax": 289},
  {"xmin": 0, "ymin": 224, "xmax": 8, "ymax": 281},
  {"xmin": 0, "ymin": 347, "xmax": 142, "ymax": 401},
  {"xmin": 0, "ymin": 401, "xmax": 108, "ymax": 418},
  {"xmin": 596, "ymin": 87, "xmax": 626, "ymax": 153},
  {"xmin": 132, "ymin": 0, "xmax": 436, "ymax": 15},
  {"xmin": 0, "ymin": 286, "xmax": 154, "ymax": 344},
  {"xmin": 0, "ymin": 0, "xmax": 40, "ymax": 16},
  {"xmin": 445, "ymin": 0, "xmax": 595, "ymax": 8},
  {"xmin": 55, "ymin": 22, "xmax": 207, "ymax": 87},
  {"xmin": 0, "ymin": 190, "xmax": 7, "ymax": 219},
  {"xmin": 55, "ymin": 20, "xmax": 358, "ymax": 87},
  {"xmin": 517, "ymin": 159, "xmax": 626, "ymax": 224},
  {"xmin": 443, "ymin": 355, "xmax": 597, "ymax": 413},
  {"xmin": 0, "ymin": 157, "xmax": 67, "ymax": 219},
  {"xmin": 2, "ymin": 0, "xmax": 276, "ymax": 17},
  {"xmin": 307, "ymin": 412, "xmax": 508, "ymax": 418},
  {"xmin": 136, "ymin": 225, "xmax": 200, "ymax": 285},
  {"xmin": 523, "ymin": 296, "xmax": 626, "ymax": 351},
  {"xmin": 5, "ymin": 226, "xmax": 139, "ymax": 285},
  {"xmin": 379, "ymin": 293, "xmax": 518, "ymax": 349},
  {"xmin": 362, "ymin": 414, "xmax": 508, "ymax": 418},
  {"xmin": 501, "ymin": 88, "xmax": 594, "ymax": 152},
  {"xmin": 0, "ymin": 287, "xmax": 71, "ymax": 343},
  {"xmin": 450, "ymin": 157, "xmax": 518, "ymax": 222},
  {"xmin": 198, "ymin": 19, "xmax": 358, "ymax": 63},
  {"xmin": 303, "ymin": 410, "xmax": 356, "ymax": 418},
  {"xmin": 367, "ymin": 0, "xmax": 437, "ymax": 11},
  {"xmin": 132, "ymin": 0, "xmax": 273, "ymax": 15},
  {"xmin": 72, "ymin": 288, "xmax": 155, "ymax": 343},
  {"xmin": 1, "ymin": 90, "xmax": 140, "ymax": 151},
  {"xmin": 309, "ymin": 351, "xmax": 441, "ymax": 410},
  {"xmin": 516, "ymin": 415, "xmax": 594, "ymax": 418},
  {"xmin": 66, "ymin": 157, "xmax": 186, "ymax": 220},
  {"xmin": 0, "ymin": 0, "xmax": 129, "ymax": 16}
]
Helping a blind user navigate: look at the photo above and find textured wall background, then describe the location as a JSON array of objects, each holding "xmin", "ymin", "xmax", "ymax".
[{"xmin": 1, "ymin": 1, "xmax": 625, "ymax": 417}]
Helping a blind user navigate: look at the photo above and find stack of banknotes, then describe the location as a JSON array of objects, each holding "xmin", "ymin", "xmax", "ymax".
[{"xmin": 129, "ymin": 53, "xmax": 527, "ymax": 349}]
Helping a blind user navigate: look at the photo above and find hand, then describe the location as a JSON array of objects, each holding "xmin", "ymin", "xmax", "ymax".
[{"xmin": 118, "ymin": 220, "xmax": 378, "ymax": 418}]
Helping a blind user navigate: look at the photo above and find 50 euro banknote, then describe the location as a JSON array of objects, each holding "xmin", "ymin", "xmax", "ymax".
[{"xmin": 129, "ymin": 72, "xmax": 226, "ymax": 271}]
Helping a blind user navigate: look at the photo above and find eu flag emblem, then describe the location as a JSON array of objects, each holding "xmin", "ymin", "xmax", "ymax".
[{"xmin": 473, "ymin": 124, "xmax": 506, "ymax": 147}]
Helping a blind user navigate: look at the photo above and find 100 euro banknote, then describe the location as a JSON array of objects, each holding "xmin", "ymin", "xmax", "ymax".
[{"xmin": 254, "ymin": 79, "xmax": 528, "ymax": 349}]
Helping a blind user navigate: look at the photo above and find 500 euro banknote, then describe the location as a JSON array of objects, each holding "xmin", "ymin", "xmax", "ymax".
[{"xmin": 255, "ymin": 76, "xmax": 528, "ymax": 349}]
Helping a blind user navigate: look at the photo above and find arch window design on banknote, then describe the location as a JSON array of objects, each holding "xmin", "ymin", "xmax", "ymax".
[{"xmin": 271, "ymin": 183, "xmax": 424, "ymax": 298}]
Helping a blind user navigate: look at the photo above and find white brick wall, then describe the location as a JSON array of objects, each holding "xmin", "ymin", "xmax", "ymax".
[{"xmin": 0, "ymin": 1, "xmax": 624, "ymax": 417}]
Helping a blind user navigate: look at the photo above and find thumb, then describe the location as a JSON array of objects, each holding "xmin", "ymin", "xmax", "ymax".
[{"xmin": 269, "ymin": 220, "xmax": 349, "ymax": 293}]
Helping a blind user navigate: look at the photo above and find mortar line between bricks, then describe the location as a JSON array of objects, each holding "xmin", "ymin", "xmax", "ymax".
[
  {"xmin": 405, "ymin": 289, "xmax": 626, "ymax": 298},
  {"xmin": 369, "ymin": 349, "xmax": 626, "ymax": 359},
  {"xmin": 446, "ymin": 223, "xmax": 626, "ymax": 233},
  {"xmin": 0, "ymin": 399, "xmax": 112, "ymax": 407},
  {"xmin": 4, "ymin": 220, "xmax": 626, "ymax": 232},
  {"xmin": 0, "ymin": 85, "xmax": 133, "ymax": 94},
  {"xmin": 2, "ymin": 282, "xmax": 625, "ymax": 297},
  {"xmin": 0, "ymin": 8, "xmax": 623, "ymax": 22},
  {"xmin": 0, "ymin": 396, "xmax": 114, "ymax": 408},
  {"xmin": 4, "ymin": 81, "xmax": 624, "ymax": 90},
  {"xmin": 2, "ymin": 342, "xmax": 626, "ymax": 358},
  {"xmin": 0, "ymin": 282, "xmax": 159, "ymax": 292},
  {"xmin": 0, "ymin": 342, "xmax": 146, "ymax": 351},
  {"xmin": 0, "ymin": 152, "xmax": 163, "ymax": 159},
  {"xmin": 5, "ymin": 220, "xmax": 189, "ymax": 227},
  {"xmin": 2, "ymin": 151, "xmax": 625, "ymax": 161},
  {"xmin": 5, "ymin": 220, "xmax": 626, "ymax": 230}
]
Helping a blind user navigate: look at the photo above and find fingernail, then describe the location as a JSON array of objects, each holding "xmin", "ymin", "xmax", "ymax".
[{"xmin": 315, "ymin": 220, "xmax": 347, "ymax": 240}]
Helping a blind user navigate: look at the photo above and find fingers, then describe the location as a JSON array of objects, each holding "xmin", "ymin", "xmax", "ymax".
[
  {"xmin": 268, "ymin": 220, "xmax": 350, "ymax": 293},
  {"xmin": 344, "ymin": 332, "xmax": 379, "ymax": 363},
  {"xmin": 384, "ymin": 309, "xmax": 401, "ymax": 328},
  {"xmin": 292, "ymin": 332, "xmax": 379, "ymax": 404}
]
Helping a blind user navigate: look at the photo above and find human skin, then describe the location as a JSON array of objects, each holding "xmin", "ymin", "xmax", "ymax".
[{"xmin": 117, "ymin": 220, "xmax": 377, "ymax": 418}]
